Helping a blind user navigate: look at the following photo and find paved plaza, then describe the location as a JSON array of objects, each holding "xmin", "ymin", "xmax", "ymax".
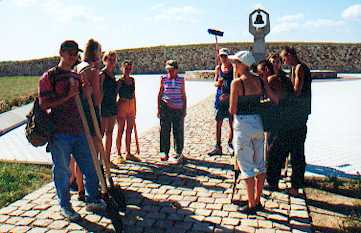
[{"xmin": 0, "ymin": 96, "xmax": 312, "ymax": 233}]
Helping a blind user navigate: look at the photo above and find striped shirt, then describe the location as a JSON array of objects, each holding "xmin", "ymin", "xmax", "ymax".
[{"xmin": 161, "ymin": 74, "xmax": 185, "ymax": 110}]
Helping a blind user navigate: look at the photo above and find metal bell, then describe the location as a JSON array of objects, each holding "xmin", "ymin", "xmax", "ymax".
[{"xmin": 254, "ymin": 12, "xmax": 264, "ymax": 25}]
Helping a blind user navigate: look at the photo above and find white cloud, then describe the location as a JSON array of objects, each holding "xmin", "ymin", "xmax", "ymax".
[
  {"xmin": 146, "ymin": 4, "xmax": 202, "ymax": 23},
  {"xmin": 278, "ymin": 14, "xmax": 304, "ymax": 22},
  {"xmin": 12, "ymin": 0, "xmax": 104, "ymax": 24},
  {"xmin": 272, "ymin": 13, "xmax": 304, "ymax": 34},
  {"xmin": 342, "ymin": 4, "xmax": 361, "ymax": 21},
  {"xmin": 273, "ymin": 13, "xmax": 346, "ymax": 34},
  {"xmin": 304, "ymin": 19, "xmax": 345, "ymax": 29}
]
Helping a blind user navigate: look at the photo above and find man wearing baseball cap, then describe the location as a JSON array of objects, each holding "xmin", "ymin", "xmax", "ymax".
[
  {"xmin": 38, "ymin": 40, "xmax": 105, "ymax": 221},
  {"xmin": 208, "ymin": 48, "xmax": 235, "ymax": 156}
]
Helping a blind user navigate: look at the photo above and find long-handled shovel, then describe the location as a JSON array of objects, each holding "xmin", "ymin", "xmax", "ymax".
[
  {"xmin": 84, "ymin": 92, "xmax": 126, "ymax": 211},
  {"xmin": 231, "ymin": 152, "xmax": 240, "ymax": 201},
  {"xmin": 133, "ymin": 121, "xmax": 140, "ymax": 155},
  {"xmin": 74, "ymin": 93, "xmax": 124, "ymax": 232}
]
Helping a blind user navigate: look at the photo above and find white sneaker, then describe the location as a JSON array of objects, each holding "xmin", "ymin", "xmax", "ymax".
[
  {"xmin": 169, "ymin": 153, "xmax": 183, "ymax": 164},
  {"xmin": 86, "ymin": 199, "xmax": 107, "ymax": 212}
]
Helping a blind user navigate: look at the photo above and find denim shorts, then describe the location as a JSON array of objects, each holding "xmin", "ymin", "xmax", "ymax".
[{"xmin": 233, "ymin": 114, "xmax": 265, "ymax": 178}]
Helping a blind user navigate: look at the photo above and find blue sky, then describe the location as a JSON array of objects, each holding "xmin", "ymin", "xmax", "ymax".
[{"xmin": 1, "ymin": 0, "xmax": 361, "ymax": 61}]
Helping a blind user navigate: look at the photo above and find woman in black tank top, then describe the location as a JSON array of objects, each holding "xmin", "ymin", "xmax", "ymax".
[
  {"xmin": 100, "ymin": 51, "xmax": 118, "ymax": 168},
  {"xmin": 228, "ymin": 51, "xmax": 279, "ymax": 214}
]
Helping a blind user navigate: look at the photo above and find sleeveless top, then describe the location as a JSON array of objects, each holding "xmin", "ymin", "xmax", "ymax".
[
  {"xmin": 236, "ymin": 79, "xmax": 264, "ymax": 115},
  {"xmin": 118, "ymin": 77, "xmax": 135, "ymax": 99},
  {"xmin": 215, "ymin": 64, "xmax": 233, "ymax": 109},
  {"xmin": 289, "ymin": 63, "xmax": 312, "ymax": 125},
  {"xmin": 100, "ymin": 69, "xmax": 117, "ymax": 109},
  {"xmin": 220, "ymin": 65, "xmax": 233, "ymax": 94},
  {"xmin": 161, "ymin": 74, "xmax": 185, "ymax": 110}
]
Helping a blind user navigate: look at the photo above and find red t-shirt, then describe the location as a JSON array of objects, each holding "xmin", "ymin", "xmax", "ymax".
[{"xmin": 38, "ymin": 66, "xmax": 83, "ymax": 135}]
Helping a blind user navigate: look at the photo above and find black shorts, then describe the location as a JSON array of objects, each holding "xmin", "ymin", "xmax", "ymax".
[
  {"xmin": 215, "ymin": 103, "xmax": 231, "ymax": 121},
  {"xmin": 101, "ymin": 103, "xmax": 117, "ymax": 118}
]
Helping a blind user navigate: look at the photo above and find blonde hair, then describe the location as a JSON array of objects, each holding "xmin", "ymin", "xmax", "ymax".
[
  {"xmin": 102, "ymin": 51, "xmax": 117, "ymax": 62},
  {"xmin": 83, "ymin": 38, "xmax": 101, "ymax": 62}
]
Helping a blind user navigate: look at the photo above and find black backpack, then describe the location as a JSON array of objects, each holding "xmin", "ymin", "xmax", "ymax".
[
  {"xmin": 25, "ymin": 97, "xmax": 55, "ymax": 147},
  {"xmin": 25, "ymin": 67, "xmax": 60, "ymax": 147}
]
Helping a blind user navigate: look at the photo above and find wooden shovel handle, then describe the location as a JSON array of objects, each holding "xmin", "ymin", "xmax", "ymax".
[
  {"xmin": 84, "ymin": 92, "xmax": 112, "ymax": 181},
  {"xmin": 74, "ymin": 94, "xmax": 107, "ymax": 194},
  {"xmin": 134, "ymin": 121, "xmax": 140, "ymax": 154}
]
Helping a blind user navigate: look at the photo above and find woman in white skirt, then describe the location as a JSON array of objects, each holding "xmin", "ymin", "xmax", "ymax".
[{"xmin": 229, "ymin": 51, "xmax": 279, "ymax": 214}]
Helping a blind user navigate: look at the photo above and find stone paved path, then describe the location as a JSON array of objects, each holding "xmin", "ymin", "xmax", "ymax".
[{"xmin": 0, "ymin": 96, "xmax": 312, "ymax": 233}]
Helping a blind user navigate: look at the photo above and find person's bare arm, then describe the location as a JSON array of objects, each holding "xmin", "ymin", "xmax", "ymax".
[
  {"xmin": 82, "ymin": 68, "xmax": 102, "ymax": 106},
  {"xmin": 214, "ymin": 65, "xmax": 222, "ymax": 87},
  {"xmin": 99, "ymin": 72, "xmax": 105, "ymax": 105},
  {"xmin": 38, "ymin": 76, "xmax": 79, "ymax": 110},
  {"xmin": 261, "ymin": 78, "xmax": 279, "ymax": 105},
  {"xmin": 229, "ymin": 78, "xmax": 240, "ymax": 115},
  {"xmin": 268, "ymin": 75, "xmax": 283, "ymax": 100},
  {"xmin": 182, "ymin": 79, "xmax": 187, "ymax": 117},
  {"xmin": 157, "ymin": 78, "xmax": 164, "ymax": 118},
  {"xmin": 293, "ymin": 64, "xmax": 304, "ymax": 96}
]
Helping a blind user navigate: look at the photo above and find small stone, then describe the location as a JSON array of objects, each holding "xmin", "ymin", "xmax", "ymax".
[
  {"xmin": 212, "ymin": 210, "xmax": 229, "ymax": 217},
  {"xmin": 0, "ymin": 206, "xmax": 17, "ymax": 215},
  {"xmin": 21, "ymin": 210, "xmax": 40, "ymax": 218},
  {"xmin": 0, "ymin": 214, "xmax": 10, "ymax": 223},
  {"xmin": 32, "ymin": 219, "xmax": 53, "ymax": 227},
  {"xmin": 258, "ymin": 220, "xmax": 273, "ymax": 228},
  {"xmin": 198, "ymin": 197, "xmax": 215, "ymax": 203},
  {"xmin": 184, "ymin": 215, "xmax": 205, "ymax": 222},
  {"xmin": 190, "ymin": 202, "xmax": 206, "ymax": 209},
  {"xmin": 241, "ymin": 219, "xmax": 258, "ymax": 227},
  {"xmin": 195, "ymin": 209, "xmax": 212, "ymax": 217},
  {"xmin": 8, "ymin": 226, "xmax": 30, "ymax": 233},
  {"xmin": 206, "ymin": 203, "xmax": 223, "ymax": 210},
  {"xmin": 255, "ymin": 229, "xmax": 276, "ymax": 233},
  {"xmin": 215, "ymin": 198, "xmax": 231, "ymax": 204},
  {"xmin": 33, "ymin": 204, "xmax": 51, "ymax": 211},
  {"xmin": 16, "ymin": 217, "xmax": 35, "ymax": 226},
  {"xmin": 222, "ymin": 217, "xmax": 240, "ymax": 226},
  {"xmin": 205, "ymin": 216, "xmax": 222, "ymax": 224},
  {"xmin": 235, "ymin": 225, "xmax": 256, "ymax": 233},
  {"xmin": 27, "ymin": 227, "xmax": 48, "ymax": 233},
  {"xmin": 48, "ymin": 220, "xmax": 69, "ymax": 229},
  {"xmin": 223, "ymin": 204, "xmax": 238, "ymax": 212}
]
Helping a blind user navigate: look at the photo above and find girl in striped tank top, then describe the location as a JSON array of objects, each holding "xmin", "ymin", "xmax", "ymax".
[{"xmin": 157, "ymin": 60, "xmax": 187, "ymax": 164}]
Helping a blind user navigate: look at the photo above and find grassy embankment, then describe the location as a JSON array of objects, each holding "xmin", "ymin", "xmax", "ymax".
[
  {"xmin": 0, "ymin": 162, "xmax": 51, "ymax": 208},
  {"xmin": 305, "ymin": 176, "xmax": 361, "ymax": 233},
  {"xmin": 0, "ymin": 76, "xmax": 39, "ymax": 113}
]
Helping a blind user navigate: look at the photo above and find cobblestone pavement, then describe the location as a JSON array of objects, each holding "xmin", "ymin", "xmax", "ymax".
[{"xmin": 0, "ymin": 96, "xmax": 312, "ymax": 233}]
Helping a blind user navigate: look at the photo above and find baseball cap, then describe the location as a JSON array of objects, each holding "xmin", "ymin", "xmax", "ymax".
[
  {"xmin": 60, "ymin": 40, "xmax": 83, "ymax": 52},
  {"xmin": 165, "ymin": 60, "xmax": 178, "ymax": 70},
  {"xmin": 219, "ymin": 48, "xmax": 229, "ymax": 56},
  {"xmin": 228, "ymin": 50, "xmax": 256, "ymax": 67}
]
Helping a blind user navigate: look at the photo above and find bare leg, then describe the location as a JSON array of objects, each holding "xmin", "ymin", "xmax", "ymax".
[
  {"xmin": 255, "ymin": 173, "xmax": 266, "ymax": 204},
  {"xmin": 228, "ymin": 117, "xmax": 234, "ymax": 144},
  {"xmin": 216, "ymin": 120, "xmax": 223, "ymax": 146},
  {"xmin": 74, "ymin": 162, "xmax": 84, "ymax": 193},
  {"xmin": 116, "ymin": 118, "xmax": 126, "ymax": 156},
  {"xmin": 125, "ymin": 117, "xmax": 135, "ymax": 156},
  {"xmin": 102, "ymin": 117, "xmax": 116, "ymax": 166},
  {"xmin": 244, "ymin": 177, "xmax": 256, "ymax": 208}
]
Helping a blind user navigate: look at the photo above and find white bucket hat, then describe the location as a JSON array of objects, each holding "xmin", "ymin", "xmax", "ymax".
[{"xmin": 228, "ymin": 50, "xmax": 256, "ymax": 67}]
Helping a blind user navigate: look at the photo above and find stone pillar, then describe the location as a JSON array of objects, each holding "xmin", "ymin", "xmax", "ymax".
[{"xmin": 249, "ymin": 9, "xmax": 270, "ymax": 62}]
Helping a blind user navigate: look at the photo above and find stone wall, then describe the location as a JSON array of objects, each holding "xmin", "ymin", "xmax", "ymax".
[{"xmin": 1, "ymin": 42, "xmax": 360, "ymax": 76}]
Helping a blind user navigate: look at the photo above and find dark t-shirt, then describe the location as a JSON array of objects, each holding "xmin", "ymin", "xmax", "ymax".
[{"xmin": 39, "ymin": 66, "xmax": 83, "ymax": 135}]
